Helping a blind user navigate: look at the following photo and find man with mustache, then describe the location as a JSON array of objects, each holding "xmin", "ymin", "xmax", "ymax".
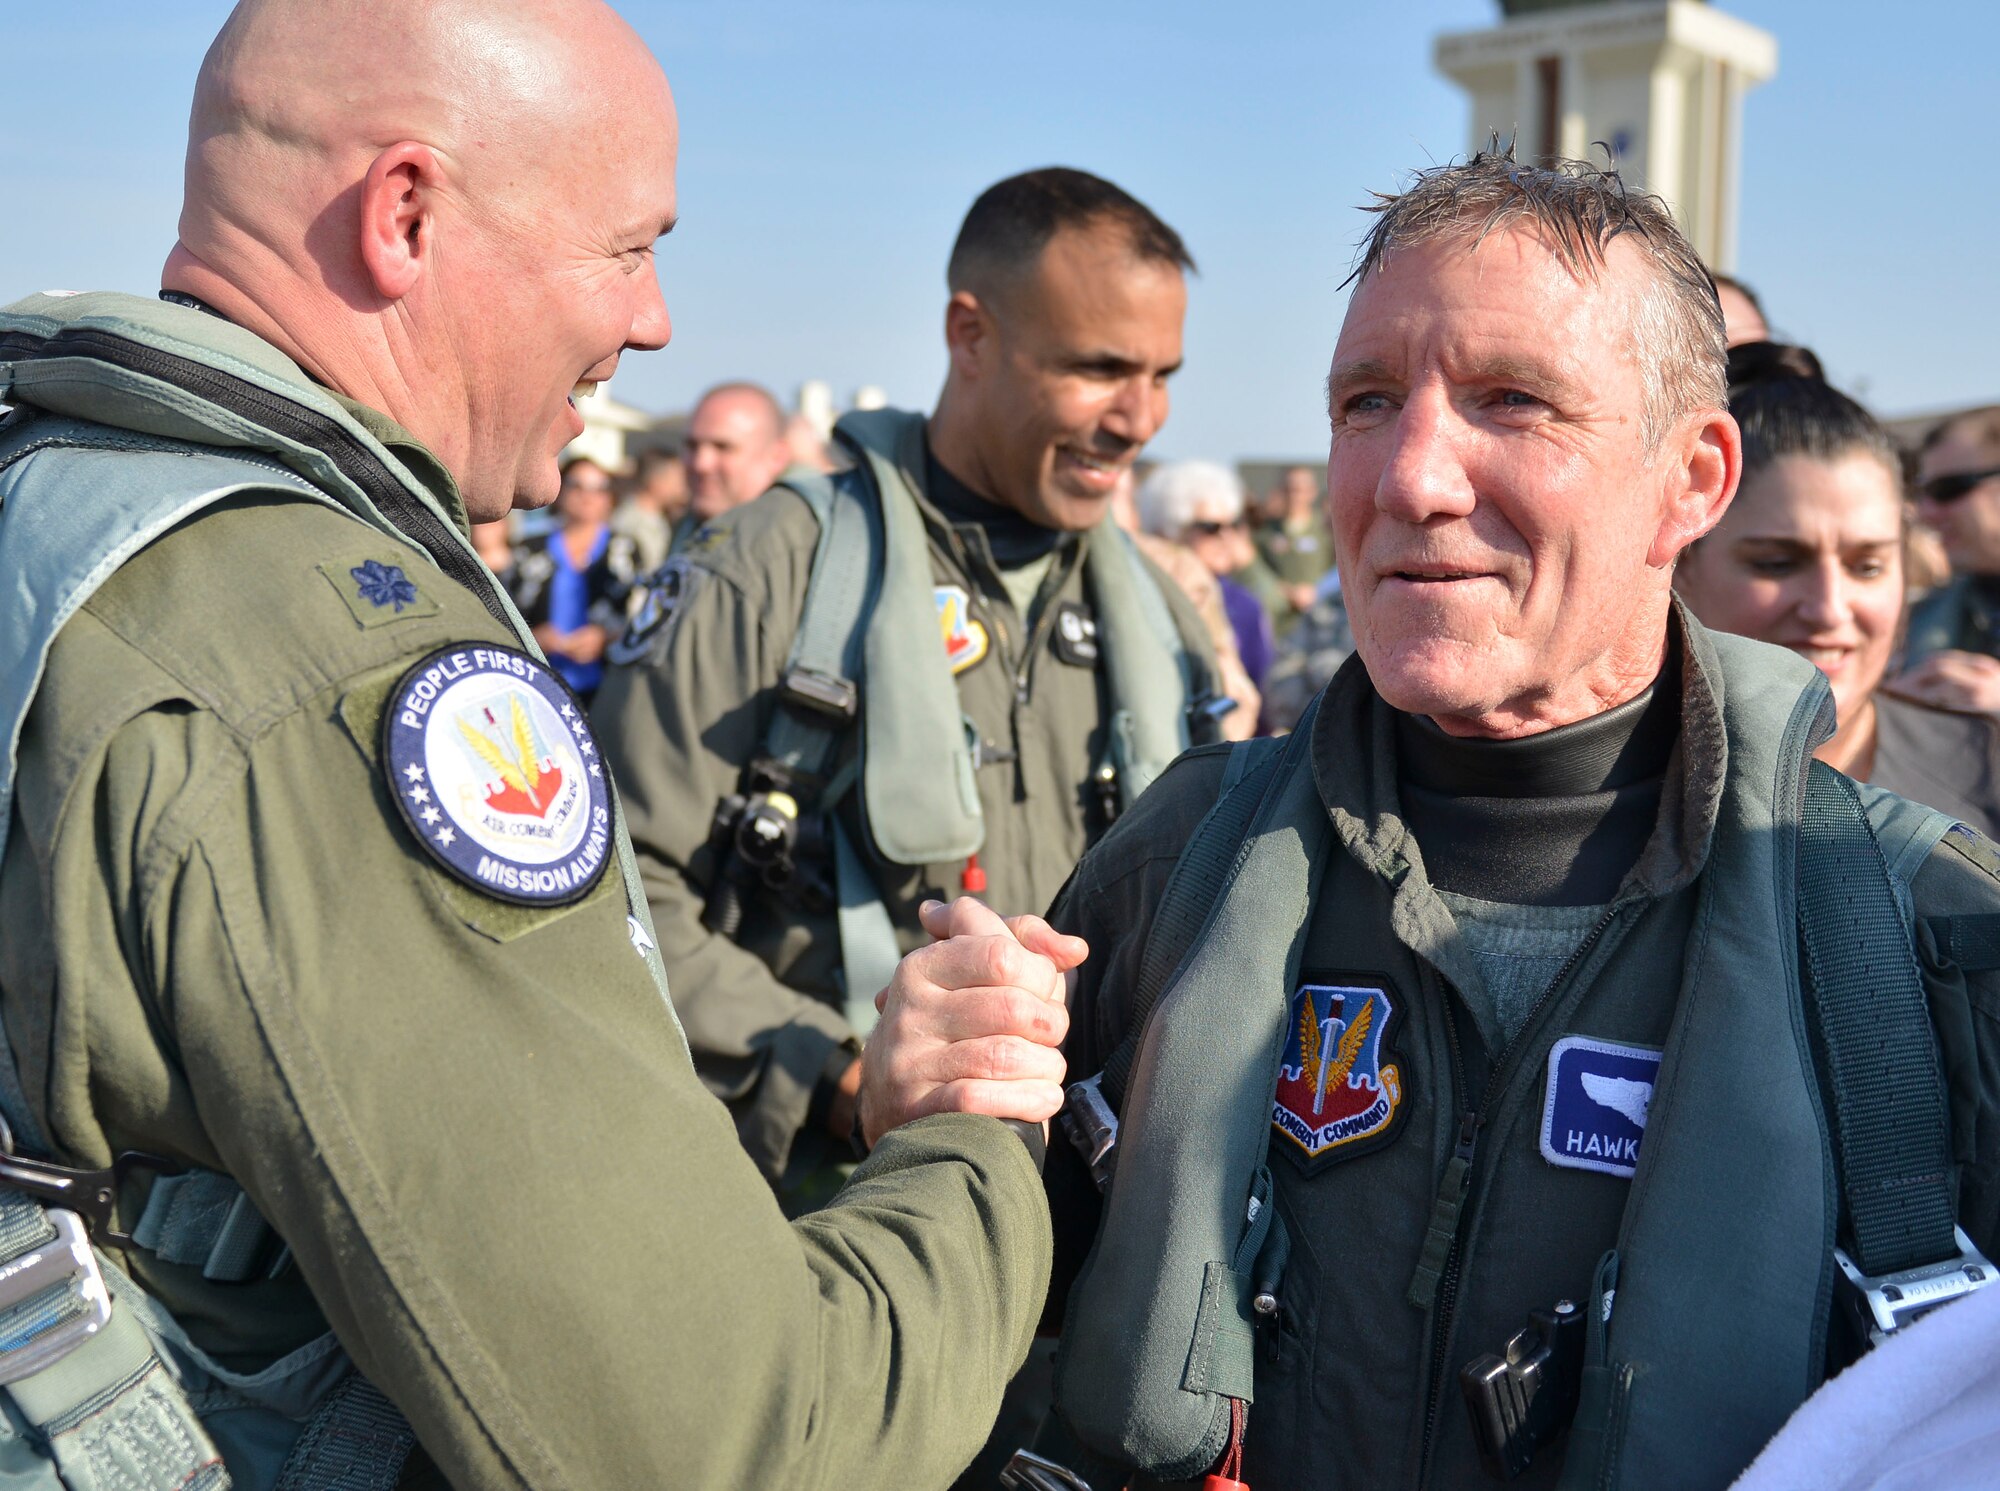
[
  {"xmin": 595, "ymin": 167, "xmax": 1221, "ymax": 1203},
  {"xmin": 879, "ymin": 151, "xmax": 2000, "ymax": 1490}
]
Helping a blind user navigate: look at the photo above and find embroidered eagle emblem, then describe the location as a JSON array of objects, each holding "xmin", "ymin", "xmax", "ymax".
[{"xmin": 1296, "ymin": 989, "xmax": 1375, "ymax": 1116}]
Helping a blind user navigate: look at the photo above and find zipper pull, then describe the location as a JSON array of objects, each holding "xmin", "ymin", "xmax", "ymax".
[{"xmin": 1407, "ymin": 1112, "xmax": 1478, "ymax": 1311}]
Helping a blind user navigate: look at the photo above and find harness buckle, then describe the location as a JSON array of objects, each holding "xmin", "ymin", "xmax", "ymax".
[
  {"xmin": 999, "ymin": 1449, "xmax": 1095, "ymax": 1491},
  {"xmin": 1833, "ymin": 1226, "xmax": 1995, "ymax": 1347},
  {"xmin": 1060, "ymin": 1073, "xmax": 1120, "ymax": 1194},
  {"xmin": 0, "ymin": 1209, "xmax": 112, "ymax": 1385},
  {"xmin": 780, "ymin": 666, "xmax": 859, "ymax": 721}
]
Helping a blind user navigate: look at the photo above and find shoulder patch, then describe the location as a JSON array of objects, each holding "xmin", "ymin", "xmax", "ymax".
[
  {"xmin": 321, "ymin": 557, "xmax": 440, "ymax": 629},
  {"xmin": 936, "ymin": 585, "xmax": 990, "ymax": 675},
  {"xmin": 1272, "ymin": 974, "xmax": 1408, "ymax": 1173},
  {"xmin": 1941, "ymin": 822, "xmax": 2000, "ymax": 882},
  {"xmin": 608, "ymin": 556, "xmax": 700, "ymax": 666},
  {"xmin": 381, "ymin": 644, "xmax": 613, "ymax": 906},
  {"xmin": 1540, "ymin": 1035, "xmax": 1661, "ymax": 1179}
]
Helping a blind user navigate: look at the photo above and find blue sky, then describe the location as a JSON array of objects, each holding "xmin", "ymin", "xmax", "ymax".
[{"xmin": 4, "ymin": 2, "xmax": 1992, "ymax": 464}]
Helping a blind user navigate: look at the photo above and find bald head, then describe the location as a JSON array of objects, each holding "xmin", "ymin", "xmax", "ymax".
[{"xmin": 168, "ymin": 0, "xmax": 678, "ymax": 520}]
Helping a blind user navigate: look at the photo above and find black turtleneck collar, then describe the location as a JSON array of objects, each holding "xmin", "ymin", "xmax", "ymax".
[
  {"xmin": 1394, "ymin": 635, "xmax": 1684, "ymax": 906},
  {"xmin": 1396, "ymin": 671, "xmax": 1679, "ymax": 799},
  {"xmin": 923, "ymin": 442, "xmax": 1066, "ymax": 569}
]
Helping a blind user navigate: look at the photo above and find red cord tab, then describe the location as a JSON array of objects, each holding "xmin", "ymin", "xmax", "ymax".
[
  {"xmin": 1202, "ymin": 1397, "xmax": 1250, "ymax": 1490},
  {"xmin": 961, "ymin": 853, "xmax": 987, "ymax": 895}
]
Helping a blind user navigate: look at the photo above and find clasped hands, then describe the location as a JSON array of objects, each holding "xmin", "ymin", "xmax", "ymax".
[{"xmin": 859, "ymin": 897, "xmax": 1087, "ymax": 1148}]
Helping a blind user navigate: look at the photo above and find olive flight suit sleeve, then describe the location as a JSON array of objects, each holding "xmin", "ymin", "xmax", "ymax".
[
  {"xmin": 591, "ymin": 496, "xmax": 857, "ymax": 1181},
  {"xmin": 1908, "ymin": 824, "xmax": 2000, "ymax": 1257},
  {"xmin": 38, "ymin": 632, "xmax": 1050, "ymax": 1490}
]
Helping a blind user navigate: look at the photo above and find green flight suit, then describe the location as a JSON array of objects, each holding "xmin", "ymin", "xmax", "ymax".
[
  {"xmin": 592, "ymin": 433, "xmax": 1219, "ymax": 1186},
  {"xmin": 0, "ymin": 394, "xmax": 1050, "ymax": 1489},
  {"xmin": 1040, "ymin": 635, "xmax": 2000, "ymax": 1490}
]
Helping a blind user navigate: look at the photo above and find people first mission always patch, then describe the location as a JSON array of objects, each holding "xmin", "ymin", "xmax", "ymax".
[{"xmin": 383, "ymin": 644, "xmax": 613, "ymax": 906}]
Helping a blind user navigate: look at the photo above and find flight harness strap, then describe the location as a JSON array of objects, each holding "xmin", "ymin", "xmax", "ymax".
[
  {"xmin": 1100, "ymin": 734, "xmax": 1287, "ymax": 1115},
  {"xmin": 1798, "ymin": 763, "xmax": 1958, "ymax": 1277},
  {"xmin": 760, "ymin": 468, "xmax": 900, "ymax": 1032},
  {"xmin": 1799, "ymin": 763, "xmax": 1993, "ymax": 1348},
  {"xmin": 1062, "ymin": 728, "xmax": 1294, "ymax": 1196},
  {"xmin": 271, "ymin": 1374, "xmax": 417, "ymax": 1491}
]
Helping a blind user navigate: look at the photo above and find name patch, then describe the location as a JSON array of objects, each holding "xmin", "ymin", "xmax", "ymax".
[
  {"xmin": 382, "ymin": 644, "xmax": 612, "ymax": 906},
  {"xmin": 1540, "ymin": 1035, "xmax": 1662, "ymax": 1179},
  {"xmin": 1272, "ymin": 979, "xmax": 1406, "ymax": 1172}
]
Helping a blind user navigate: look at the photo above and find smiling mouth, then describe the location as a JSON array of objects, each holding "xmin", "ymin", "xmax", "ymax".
[
  {"xmin": 1389, "ymin": 569, "xmax": 1486, "ymax": 583},
  {"xmin": 567, "ymin": 380, "xmax": 600, "ymax": 409},
  {"xmin": 1059, "ymin": 446, "xmax": 1131, "ymax": 477}
]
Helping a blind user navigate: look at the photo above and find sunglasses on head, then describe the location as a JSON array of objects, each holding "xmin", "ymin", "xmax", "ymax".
[
  {"xmin": 1186, "ymin": 517, "xmax": 1245, "ymax": 537},
  {"xmin": 1919, "ymin": 466, "xmax": 2000, "ymax": 505}
]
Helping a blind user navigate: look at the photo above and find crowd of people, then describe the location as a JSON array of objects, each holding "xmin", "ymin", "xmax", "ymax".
[
  {"xmin": 5, "ymin": 2, "xmax": 2000, "ymax": 1489},
  {"xmin": 491, "ymin": 346, "xmax": 2000, "ymax": 854}
]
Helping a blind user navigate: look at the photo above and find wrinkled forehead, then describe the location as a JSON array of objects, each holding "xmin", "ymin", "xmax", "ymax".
[{"xmin": 1332, "ymin": 222, "xmax": 1649, "ymax": 395}]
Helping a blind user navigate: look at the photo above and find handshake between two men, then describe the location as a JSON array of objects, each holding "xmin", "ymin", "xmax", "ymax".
[{"xmin": 858, "ymin": 896, "xmax": 1087, "ymax": 1148}]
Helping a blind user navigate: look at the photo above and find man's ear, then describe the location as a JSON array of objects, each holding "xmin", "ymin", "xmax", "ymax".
[
  {"xmin": 943, "ymin": 290, "xmax": 995, "ymax": 381},
  {"xmin": 357, "ymin": 142, "xmax": 444, "ymax": 303},
  {"xmin": 1649, "ymin": 406, "xmax": 1741, "ymax": 568}
]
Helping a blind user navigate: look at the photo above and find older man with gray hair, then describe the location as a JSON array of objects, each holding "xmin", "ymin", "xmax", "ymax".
[
  {"xmin": 871, "ymin": 150, "xmax": 2000, "ymax": 1490},
  {"xmin": 1136, "ymin": 459, "xmax": 1275, "ymax": 709}
]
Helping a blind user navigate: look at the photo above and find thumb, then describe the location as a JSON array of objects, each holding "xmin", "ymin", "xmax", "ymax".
[
  {"xmin": 1005, "ymin": 914, "xmax": 1089, "ymax": 973},
  {"xmin": 919, "ymin": 895, "xmax": 1013, "ymax": 942}
]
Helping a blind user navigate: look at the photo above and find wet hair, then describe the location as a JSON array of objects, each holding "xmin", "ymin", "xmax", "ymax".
[
  {"xmin": 946, "ymin": 167, "xmax": 1194, "ymax": 299},
  {"xmin": 1349, "ymin": 142, "xmax": 1724, "ymax": 449},
  {"xmin": 1727, "ymin": 340, "xmax": 1897, "ymax": 486}
]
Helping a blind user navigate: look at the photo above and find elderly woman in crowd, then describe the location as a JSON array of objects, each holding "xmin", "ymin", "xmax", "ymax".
[
  {"xmin": 1135, "ymin": 459, "xmax": 1276, "ymax": 718},
  {"xmin": 1674, "ymin": 341, "xmax": 2000, "ymax": 836}
]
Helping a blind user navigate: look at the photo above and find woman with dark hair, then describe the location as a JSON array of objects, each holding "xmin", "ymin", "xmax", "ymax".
[{"xmin": 1675, "ymin": 341, "xmax": 2000, "ymax": 836}]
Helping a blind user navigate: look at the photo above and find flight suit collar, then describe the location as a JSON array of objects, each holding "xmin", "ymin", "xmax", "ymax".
[{"xmin": 322, "ymin": 391, "xmax": 473, "ymax": 543}]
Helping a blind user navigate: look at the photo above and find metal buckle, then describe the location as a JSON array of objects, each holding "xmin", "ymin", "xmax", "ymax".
[
  {"xmin": 779, "ymin": 667, "xmax": 858, "ymax": 721},
  {"xmin": 999, "ymin": 1449, "xmax": 1095, "ymax": 1491},
  {"xmin": 1834, "ymin": 1226, "xmax": 1996, "ymax": 1347},
  {"xmin": 1059, "ymin": 1073, "xmax": 1120, "ymax": 1195},
  {"xmin": 0, "ymin": 1209, "xmax": 112, "ymax": 1385}
]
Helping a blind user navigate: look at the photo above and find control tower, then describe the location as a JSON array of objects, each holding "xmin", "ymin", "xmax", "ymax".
[{"xmin": 1434, "ymin": 0, "xmax": 1776, "ymax": 270}]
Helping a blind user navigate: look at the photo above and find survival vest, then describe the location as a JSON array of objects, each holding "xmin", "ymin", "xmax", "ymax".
[
  {"xmin": 1051, "ymin": 625, "xmax": 1996, "ymax": 1490},
  {"xmin": 0, "ymin": 290, "xmax": 676, "ymax": 1488},
  {"xmin": 735, "ymin": 407, "xmax": 1208, "ymax": 1023}
]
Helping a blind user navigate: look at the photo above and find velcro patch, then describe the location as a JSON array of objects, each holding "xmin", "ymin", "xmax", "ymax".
[
  {"xmin": 608, "ymin": 557, "xmax": 698, "ymax": 666},
  {"xmin": 322, "ymin": 558, "xmax": 439, "ymax": 629},
  {"xmin": 1051, "ymin": 600, "xmax": 1100, "ymax": 666},
  {"xmin": 936, "ymin": 584, "xmax": 990, "ymax": 675},
  {"xmin": 1540, "ymin": 1035, "xmax": 1661, "ymax": 1179},
  {"xmin": 382, "ymin": 644, "xmax": 613, "ymax": 906},
  {"xmin": 1272, "ymin": 978, "xmax": 1406, "ymax": 1172}
]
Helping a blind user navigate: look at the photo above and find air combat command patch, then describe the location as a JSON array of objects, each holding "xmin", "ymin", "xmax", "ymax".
[
  {"xmin": 383, "ymin": 644, "xmax": 612, "ymax": 906},
  {"xmin": 1272, "ymin": 978, "xmax": 1407, "ymax": 1173}
]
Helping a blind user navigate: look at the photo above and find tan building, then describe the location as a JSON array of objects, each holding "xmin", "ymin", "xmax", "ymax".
[{"xmin": 1435, "ymin": 0, "xmax": 1777, "ymax": 270}]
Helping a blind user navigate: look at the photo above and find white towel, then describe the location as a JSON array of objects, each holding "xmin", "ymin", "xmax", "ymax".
[{"xmin": 1731, "ymin": 1283, "xmax": 2000, "ymax": 1490}]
